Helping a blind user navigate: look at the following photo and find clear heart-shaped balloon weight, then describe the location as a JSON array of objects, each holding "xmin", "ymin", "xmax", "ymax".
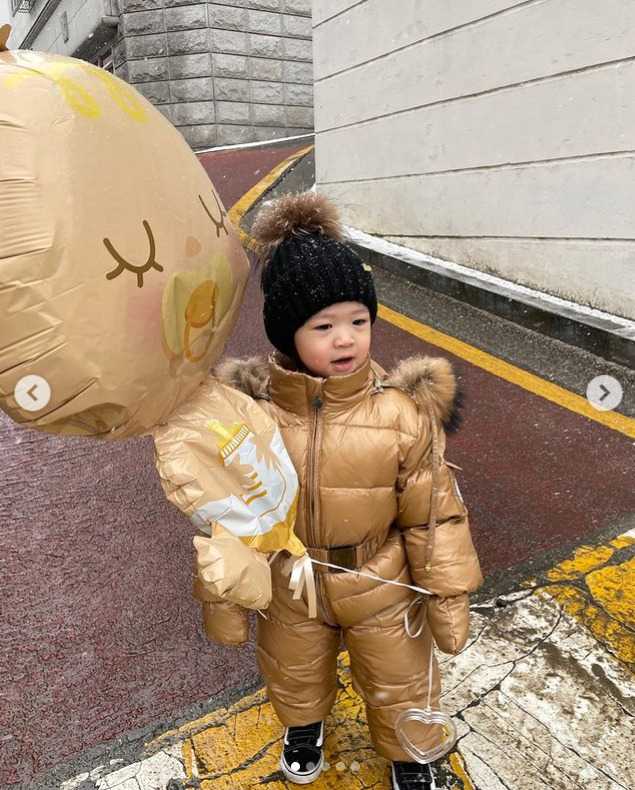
[{"xmin": 395, "ymin": 707, "xmax": 458, "ymax": 764}]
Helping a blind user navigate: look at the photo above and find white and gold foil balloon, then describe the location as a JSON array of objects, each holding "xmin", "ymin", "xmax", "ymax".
[{"xmin": 0, "ymin": 32, "xmax": 305, "ymax": 606}]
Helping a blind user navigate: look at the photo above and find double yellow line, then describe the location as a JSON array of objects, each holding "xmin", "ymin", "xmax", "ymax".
[{"xmin": 222, "ymin": 145, "xmax": 635, "ymax": 440}]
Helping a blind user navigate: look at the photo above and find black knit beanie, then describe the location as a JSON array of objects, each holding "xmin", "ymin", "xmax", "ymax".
[{"xmin": 251, "ymin": 191, "xmax": 378, "ymax": 359}]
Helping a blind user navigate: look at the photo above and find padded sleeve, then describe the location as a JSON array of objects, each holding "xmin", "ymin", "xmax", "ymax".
[{"xmin": 396, "ymin": 409, "xmax": 483, "ymax": 597}]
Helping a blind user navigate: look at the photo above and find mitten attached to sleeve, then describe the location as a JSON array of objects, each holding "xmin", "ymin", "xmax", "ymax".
[
  {"xmin": 193, "ymin": 565, "xmax": 251, "ymax": 646},
  {"xmin": 191, "ymin": 524, "xmax": 272, "ymax": 646},
  {"xmin": 201, "ymin": 600, "xmax": 250, "ymax": 646},
  {"xmin": 426, "ymin": 593, "xmax": 471, "ymax": 655}
]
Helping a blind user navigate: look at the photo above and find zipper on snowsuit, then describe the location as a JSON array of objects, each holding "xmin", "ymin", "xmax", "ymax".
[{"xmin": 308, "ymin": 393, "xmax": 337, "ymax": 627}]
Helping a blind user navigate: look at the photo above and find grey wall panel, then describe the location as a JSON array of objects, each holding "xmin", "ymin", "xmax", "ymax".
[
  {"xmin": 316, "ymin": 61, "xmax": 635, "ymax": 182},
  {"xmin": 315, "ymin": 0, "xmax": 635, "ymax": 132}
]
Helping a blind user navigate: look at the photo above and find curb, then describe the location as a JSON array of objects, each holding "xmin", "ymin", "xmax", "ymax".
[
  {"xmin": 25, "ymin": 676, "xmax": 266, "ymax": 790},
  {"xmin": 347, "ymin": 229, "xmax": 635, "ymax": 369}
]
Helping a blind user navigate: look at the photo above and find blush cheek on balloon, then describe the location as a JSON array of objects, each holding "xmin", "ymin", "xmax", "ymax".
[
  {"xmin": 186, "ymin": 236, "xmax": 202, "ymax": 257},
  {"xmin": 124, "ymin": 280, "xmax": 164, "ymax": 341}
]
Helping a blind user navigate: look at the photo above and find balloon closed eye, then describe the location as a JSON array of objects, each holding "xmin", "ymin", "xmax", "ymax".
[
  {"xmin": 199, "ymin": 192, "xmax": 229, "ymax": 238},
  {"xmin": 103, "ymin": 220, "xmax": 164, "ymax": 288}
]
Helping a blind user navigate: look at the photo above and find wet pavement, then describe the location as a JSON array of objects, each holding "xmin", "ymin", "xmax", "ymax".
[{"xmin": 2, "ymin": 138, "xmax": 634, "ymax": 789}]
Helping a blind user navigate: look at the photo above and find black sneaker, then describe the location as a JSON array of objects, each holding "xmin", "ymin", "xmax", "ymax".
[
  {"xmin": 391, "ymin": 761, "xmax": 437, "ymax": 790},
  {"xmin": 280, "ymin": 721, "xmax": 324, "ymax": 784}
]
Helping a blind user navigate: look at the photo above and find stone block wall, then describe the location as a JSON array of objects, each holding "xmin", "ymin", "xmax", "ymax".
[{"xmin": 113, "ymin": 0, "xmax": 313, "ymax": 149}]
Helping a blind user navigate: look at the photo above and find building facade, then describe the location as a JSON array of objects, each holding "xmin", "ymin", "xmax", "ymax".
[
  {"xmin": 313, "ymin": 0, "xmax": 635, "ymax": 321},
  {"xmin": 4, "ymin": 0, "xmax": 314, "ymax": 149}
]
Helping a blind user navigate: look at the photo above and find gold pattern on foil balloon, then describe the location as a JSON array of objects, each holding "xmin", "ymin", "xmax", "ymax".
[
  {"xmin": 0, "ymin": 35, "xmax": 305, "ymax": 607},
  {"xmin": 0, "ymin": 40, "xmax": 248, "ymax": 439}
]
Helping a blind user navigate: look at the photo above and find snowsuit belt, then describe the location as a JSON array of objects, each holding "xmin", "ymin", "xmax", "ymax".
[{"xmin": 305, "ymin": 531, "xmax": 389, "ymax": 573}]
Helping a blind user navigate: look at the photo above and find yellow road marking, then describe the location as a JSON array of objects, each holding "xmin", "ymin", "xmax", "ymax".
[
  {"xmin": 546, "ymin": 544, "xmax": 617, "ymax": 582},
  {"xmin": 543, "ymin": 530, "xmax": 635, "ymax": 669},
  {"xmin": 226, "ymin": 143, "xmax": 314, "ymax": 251},
  {"xmin": 149, "ymin": 651, "xmax": 386, "ymax": 789},
  {"xmin": 449, "ymin": 751, "xmax": 477, "ymax": 790},
  {"xmin": 378, "ymin": 303, "xmax": 635, "ymax": 439}
]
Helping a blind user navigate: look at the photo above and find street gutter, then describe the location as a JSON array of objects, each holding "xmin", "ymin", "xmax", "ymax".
[{"xmin": 348, "ymin": 228, "xmax": 635, "ymax": 369}]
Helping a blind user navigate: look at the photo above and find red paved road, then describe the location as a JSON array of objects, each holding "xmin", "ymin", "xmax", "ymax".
[
  {"xmin": 2, "ymin": 143, "xmax": 634, "ymax": 787},
  {"xmin": 197, "ymin": 141, "xmax": 310, "ymax": 209}
]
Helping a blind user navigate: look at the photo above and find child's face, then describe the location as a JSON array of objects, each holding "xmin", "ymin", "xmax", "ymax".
[{"xmin": 294, "ymin": 301, "xmax": 372, "ymax": 378}]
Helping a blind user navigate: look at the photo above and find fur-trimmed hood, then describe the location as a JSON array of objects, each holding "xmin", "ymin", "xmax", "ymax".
[
  {"xmin": 213, "ymin": 354, "xmax": 463, "ymax": 434},
  {"xmin": 386, "ymin": 355, "xmax": 464, "ymax": 435}
]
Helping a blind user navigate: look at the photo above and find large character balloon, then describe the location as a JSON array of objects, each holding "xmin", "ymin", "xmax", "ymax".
[{"xmin": 0, "ymin": 25, "xmax": 304, "ymax": 610}]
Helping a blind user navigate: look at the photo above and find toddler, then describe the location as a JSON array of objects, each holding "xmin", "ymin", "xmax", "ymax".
[{"xmin": 197, "ymin": 191, "xmax": 482, "ymax": 790}]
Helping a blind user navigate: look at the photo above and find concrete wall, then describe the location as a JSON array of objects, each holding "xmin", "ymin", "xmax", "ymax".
[
  {"xmin": 114, "ymin": 0, "xmax": 313, "ymax": 148},
  {"xmin": 3, "ymin": 0, "xmax": 34, "ymax": 47},
  {"xmin": 313, "ymin": 0, "xmax": 635, "ymax": 320}
]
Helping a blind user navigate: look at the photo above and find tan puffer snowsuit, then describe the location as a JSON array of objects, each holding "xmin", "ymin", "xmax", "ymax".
[{"xmin": 194, "ymin": 352, "xmax": 483, "ymax": 761}]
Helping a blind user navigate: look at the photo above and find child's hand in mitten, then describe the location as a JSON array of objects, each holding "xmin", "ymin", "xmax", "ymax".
[
  {"xmin": 193, "ymin": 526, "xmax": 272, "ymax": 610},
  {"xmin": 426, "ymin": 593, "xmax": 470, "ymax": 654}
]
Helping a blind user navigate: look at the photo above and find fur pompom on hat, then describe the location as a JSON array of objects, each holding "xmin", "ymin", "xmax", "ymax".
[{"xmin": 251, "ymin": 190, "xmax": 377, "ymax": 359}]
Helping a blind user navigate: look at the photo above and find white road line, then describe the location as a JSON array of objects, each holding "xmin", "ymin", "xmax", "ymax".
[{"xmin": 195, "ymin": 133, "xmax": 314, "ymax": 154}]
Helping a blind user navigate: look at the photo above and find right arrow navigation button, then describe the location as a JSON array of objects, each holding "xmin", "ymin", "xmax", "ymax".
[{"xmin": 587, "ymin": 375, "xmax": 624, "ymax": 412}]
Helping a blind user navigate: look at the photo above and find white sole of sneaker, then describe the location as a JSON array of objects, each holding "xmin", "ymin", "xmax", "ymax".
[{"xmin": 281, "ymin": 752, "xmax": 324, "ymax": 785}]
